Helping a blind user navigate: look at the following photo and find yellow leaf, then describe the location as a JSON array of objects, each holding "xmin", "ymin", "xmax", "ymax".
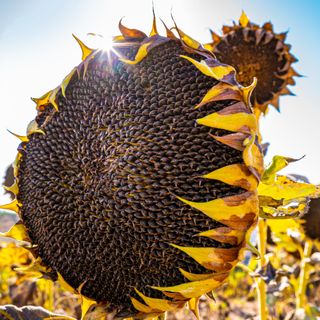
[
  {"xmin": 203, "ymin": 163, "xmax": 258, "ymax": 191},
  {"xmin": 262, "ymin": 155, "xmax": 302, "ymax": 184},
  {"xmin": 267, "ymin": 219, "xmax": 301, "ymax": 234},
  {"xmin": 258, "ymin": 179, "xmax": 317, "ymax": 200}
]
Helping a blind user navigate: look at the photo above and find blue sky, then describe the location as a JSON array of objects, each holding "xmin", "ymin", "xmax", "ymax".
[{"xmin": 0, "ymin": 0, "xmax": 319, "ymax": 202}]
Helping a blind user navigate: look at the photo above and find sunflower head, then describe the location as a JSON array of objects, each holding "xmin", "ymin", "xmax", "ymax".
[
  {"xmin": 207, "ymin": 11, "xmax": 300, "ymax": 113},
  {"xmin": 302, "ymin": 198, "xmax": 320, "ymax": 241},
  {"xmin": 1, "ymin": 15, "xmax": 264, "ymax": 319}
]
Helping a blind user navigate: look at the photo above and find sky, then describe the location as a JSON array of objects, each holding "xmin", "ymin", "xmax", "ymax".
[{"xmin": 0, "ymin": 0, "xmax": 319, "ymax": 203}]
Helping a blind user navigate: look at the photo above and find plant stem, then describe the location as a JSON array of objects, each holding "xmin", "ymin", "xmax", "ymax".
[
  {"xmin": 296, "ymin": 239, "xmax": 313, "ymax": 309},
  {"xmin": 257, "ymin": 218, "xmax": 268, "ymax": 320}
]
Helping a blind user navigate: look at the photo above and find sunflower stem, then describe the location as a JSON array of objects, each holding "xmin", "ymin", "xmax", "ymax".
[
  {"xmin": 257, "ymin": 218, "xmax": 268, "ymax": 320},
  {"xmin": 296, "ymin": 239, "xmax": 312, "ymax": 309}
]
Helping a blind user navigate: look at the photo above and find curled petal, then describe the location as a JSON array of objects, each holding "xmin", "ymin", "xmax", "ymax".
[{"xmin": 118, "ymin": 18, "xmax": 147, "ymax": 39}]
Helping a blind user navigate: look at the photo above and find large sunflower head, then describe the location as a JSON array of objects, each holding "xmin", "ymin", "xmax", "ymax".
[
  {"xmin": 207, "ymin": 12, "xmax": 300, "ymax": 113},
  {"xmin": 1, "ymin": 15, "xmax": 263, "ymax": 319}
]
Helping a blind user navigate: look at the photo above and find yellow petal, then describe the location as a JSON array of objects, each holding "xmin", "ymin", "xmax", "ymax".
[
  {"xmin": 188, "ymin": 297, "xmax": 200, "ymax": 320},
  {"xmin": 57, "ymin": 272, "xmax": 77, "ymax": 293},
  {"xmin": 0, "ymin": 199, "xmax": 20, "ymax": 213},
  {"xmin": 177, "ymin": 191, "xmax": 258, "ymax": 231},
  {"xmin": 175, "ymin": 29, "xmax": 201, "ymax": 50},
  {"xmin": 81, "ymin": 295, "xmax": 97, "ymax": 320},
  {"xmin": 31, "ymin": 88, "xmax": 59, "ymax": 111},
  {"xmin": 211, "ymin": 132, "xmax": 248, "ymax": 151},
  {"xmin": 13, "ymin": 152, "xmax": 22, "ymax": 177},
  {"xmin": 171, "ymin": 244, "xmax": 239, "ymax": 271},
  {"xmin": 118, "ymin": 18, "xmax": 147, "ymax": 39},
  {"xmin": 0, "ymin": 221, "xmax": 30, "ymax": 242},
  {"xmin": 150, "ymin": 8, "xmax": 158, "ymax": 36},
  {"xmin": 203, "ymin": 163, "xmax": 258, "ymax": 191},
  {"xmin": 26, "ymin": 120, "xmax": 45, "ymax": 136},
  {"xmin": 160, "ymin": 18, "xmax": 177, "ymax": 39},
  {"xmin": 49, "ymin": 88, "xmax": 59, "ymax": 111},
  {"xmin": 195, "ymin": 82, "xmax": 241, "ymax": 109},
  {"xmin": 152, "ymin": 277, "xmax": 225, "ymax": 299},
  {"xmin": 197, "ymin": 105, "xmax": 257, "ymax": 134},
  {"xmin": 7, "ymin": 130, "xmax": 29, "ymax": 142},
  {"xmin": 239, "ymin": 11, "xmax": 250, "ymax": 27},
  {"xmin": 113, "ymin": 34, "xmax": 125, "ymax": 42},
  {"xmin": 134, "ymin": 289, "xmax": 183, "ymax": 312},
  {"xmin": 120, "ymin": 41, "xmax": 152, "ymax": 65},
  {"xmin": 3, "ymin": 180, "xmax": 19, "ymax": 195},
  {"xmin": 61, "ymin": 67, "xmax": 77, "ymax": 98},
  {"xmin": 241, "ymin": 77, "xmax": 257, "ymax": 106},
  {"xmin": 131, "ymin": 297, "xmax": 154, "ymax": 313},
  {"xmin": 197, "ymin": 227, "xmax": 245, "ymax": 246},
  {"xmin": 179, "ymin": 268, "xmax": 217, "ymax": 281},
  {"xmin": 243, "ymin": 134, "xmax": 264, "ymax": 180},
  {"xmin": 180, "ymin": 55, "xmax": 235, "ymax": 83},
  {"xmin": 72, "ymin": 34, "xmax": 94, "ymax": 61},
  {"xmin": 15, "ymin": 257, "xmax": 51, "ymax": 278}
]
